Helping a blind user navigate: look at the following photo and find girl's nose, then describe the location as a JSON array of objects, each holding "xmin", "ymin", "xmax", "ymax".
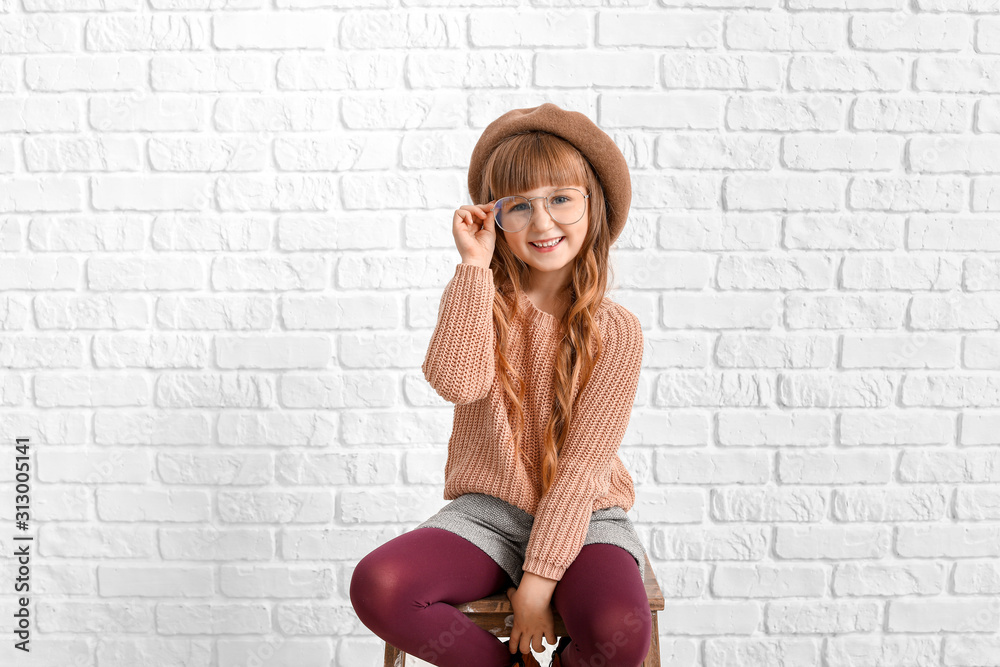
[{"xmin": 529, "ymin": 203, "xmax": 556, "ymax": 226}]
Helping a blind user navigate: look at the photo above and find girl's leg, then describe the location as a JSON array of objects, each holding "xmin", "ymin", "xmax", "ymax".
[
  {"xmin": 349, "ymin": 526, "xmax": 516, "ymax": 667},
  {"xmin": 551, "ymin": 543, "xmax": 652, "ymax": 667}
]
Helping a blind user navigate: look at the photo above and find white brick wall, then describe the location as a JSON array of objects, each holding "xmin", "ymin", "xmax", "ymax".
[{"xmin": 1, "ymin": 1, "xmax": 999, "ymax": 666}]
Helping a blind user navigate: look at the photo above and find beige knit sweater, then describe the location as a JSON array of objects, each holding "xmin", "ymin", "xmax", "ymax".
[{"xmin": 421, "ymin": 262, "xmax": 644, "ymax": 581}]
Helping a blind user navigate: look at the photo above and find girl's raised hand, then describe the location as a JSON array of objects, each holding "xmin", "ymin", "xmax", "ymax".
[{"xmin": 453, "ymin": 201, "xmax": 497, "ymax": 269}]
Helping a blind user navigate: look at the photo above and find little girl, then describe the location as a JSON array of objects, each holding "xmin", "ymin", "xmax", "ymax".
[{"xmin": 350, "ymin": 103, "xmax": 651, "ymax": 667}]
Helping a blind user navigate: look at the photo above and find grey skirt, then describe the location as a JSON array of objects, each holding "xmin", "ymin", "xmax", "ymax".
[{"xmin": 415, "ymin": 492, "xmax": 646, "ymax": 587}]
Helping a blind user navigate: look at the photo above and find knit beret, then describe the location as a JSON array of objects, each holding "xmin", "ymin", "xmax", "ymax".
[{"xmin": 468, "ymin": 102, "xmax": 632, "ymax": 244}]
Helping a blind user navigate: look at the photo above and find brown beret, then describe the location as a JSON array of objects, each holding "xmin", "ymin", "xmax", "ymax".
[{"xmin": 468, "ymin": 102, "xmax": 631, "ymax": 245}]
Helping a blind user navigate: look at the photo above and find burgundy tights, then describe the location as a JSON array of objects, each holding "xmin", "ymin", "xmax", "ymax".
[{"xmin": 350, "ymin": 527, "xmax": 652, "ymax": 667}]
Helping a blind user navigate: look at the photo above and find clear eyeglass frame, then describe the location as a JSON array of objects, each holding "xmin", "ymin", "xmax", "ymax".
[{"xmin": 491, "ymin": 187, "xmax": 590, "ymax": 233}]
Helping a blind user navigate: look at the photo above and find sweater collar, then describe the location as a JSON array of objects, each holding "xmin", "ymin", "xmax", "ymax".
[
  {"xmin": 518, "ymin": 291, "xmax": 559, "ymax": 330},
  {"xmin": 515, "ymin": 291, "xmax": 611, "ymax": 330}
]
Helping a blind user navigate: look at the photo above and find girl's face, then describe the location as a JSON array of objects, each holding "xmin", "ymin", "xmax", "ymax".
[{"xmin": 499, "ymin": 182, "xmax": 590, "ymax": 277}]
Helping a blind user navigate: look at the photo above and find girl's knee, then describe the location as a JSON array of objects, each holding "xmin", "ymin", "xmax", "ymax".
[
  {"xmin": 349, "ymin": 553, "xmax": 402, "ymax": 623},
  {"xmin": 348, "ymin": 556, "xmax": 375, "ymax": 618}
]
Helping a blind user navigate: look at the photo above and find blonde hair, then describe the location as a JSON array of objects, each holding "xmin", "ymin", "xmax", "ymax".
[{"xmin": 471, "ymin": 130, "xmax": 617, "ymax": 498}]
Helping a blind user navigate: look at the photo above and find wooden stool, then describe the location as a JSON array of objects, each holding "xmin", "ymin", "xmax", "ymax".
[{"xmin": 383, "ymin": 552, "xmax": 663, "ymax": 667}]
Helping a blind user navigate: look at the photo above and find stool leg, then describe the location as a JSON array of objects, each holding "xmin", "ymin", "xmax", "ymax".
[
  {"xmin": 643, "ymin": 612, "xmax": 660, "ymax": 667},
  {"xmin": 383, "ymin": 642, "xmax": 405, "ymax": 667}
]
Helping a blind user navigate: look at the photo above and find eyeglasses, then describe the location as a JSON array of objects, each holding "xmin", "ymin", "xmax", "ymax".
[{"xmin": 491, "ymin": 187, "xmax": 590, "ymax": 233}]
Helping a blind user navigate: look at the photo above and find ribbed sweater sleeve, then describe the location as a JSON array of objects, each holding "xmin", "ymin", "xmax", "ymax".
[
  {"xmin": 521, "ymin": 306, "xmax": 644, "ymax": 581},
  {"xmin": 421, "ymin": 262, "xmax": 496, "ymax": 405}
]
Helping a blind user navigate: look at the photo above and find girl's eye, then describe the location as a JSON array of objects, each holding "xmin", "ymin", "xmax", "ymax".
[{"xmin": 551, "ymin": 196, "xmax": 569, "ymax": 205}]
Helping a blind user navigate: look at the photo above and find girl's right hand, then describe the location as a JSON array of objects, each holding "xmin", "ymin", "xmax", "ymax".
[{"xmin": 453, "ymin": 201, "xmax": 497, "ymax": 269}]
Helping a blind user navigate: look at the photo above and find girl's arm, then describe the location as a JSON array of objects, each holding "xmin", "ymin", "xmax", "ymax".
[
  {"xmin": 521, "ymin": 305, "xmax": 644, "ymax": 583},
  {"xmin": 421, "ymin": 262, "xmax": 497, "ymax": 405}
]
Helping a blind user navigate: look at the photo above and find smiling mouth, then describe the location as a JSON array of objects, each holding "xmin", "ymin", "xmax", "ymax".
[{"xmin": 529, "ymin": 236, "xmax": 564, "ymax": 248}]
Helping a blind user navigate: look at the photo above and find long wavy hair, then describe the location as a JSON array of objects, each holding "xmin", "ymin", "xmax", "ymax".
[{"xmin": 471, "ymin": 130, "xmax": 618, "ymax": 498}]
